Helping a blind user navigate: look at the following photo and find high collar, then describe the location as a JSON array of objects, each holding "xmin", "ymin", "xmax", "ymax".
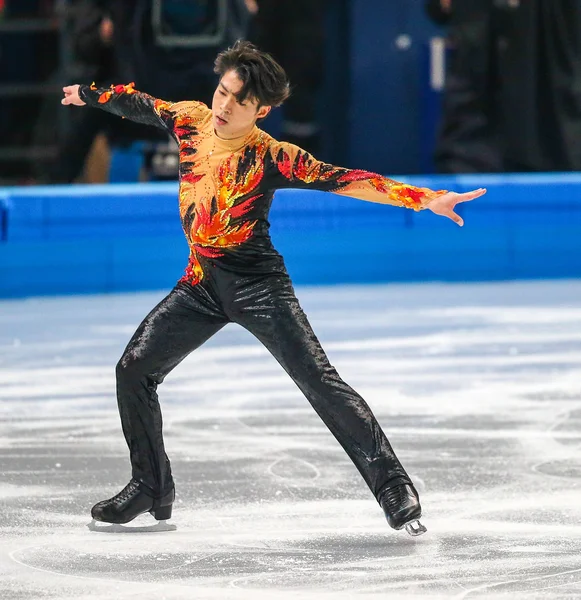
[{"xmin": 212, "ymin": 126, "xmax": 260, "ymax": 153}]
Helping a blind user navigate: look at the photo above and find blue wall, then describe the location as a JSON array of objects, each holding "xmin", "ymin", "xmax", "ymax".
[
  {"xmin": 349, "ymin": 0, "xmax": 443, "ymax": 173},
  {"xmin": 1, "ymin": 174, "xmax": 580, "ymax": 299}
]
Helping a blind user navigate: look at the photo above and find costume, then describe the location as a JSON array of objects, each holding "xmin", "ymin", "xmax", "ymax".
[{"xmin": 81, "ymin": 82, "xmax": 443, "ymax": 533}]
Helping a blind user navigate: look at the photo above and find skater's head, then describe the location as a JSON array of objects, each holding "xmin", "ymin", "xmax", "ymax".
[{"xmin": 212, "ymin": 40, "xmax": 290, "ymax": 139}]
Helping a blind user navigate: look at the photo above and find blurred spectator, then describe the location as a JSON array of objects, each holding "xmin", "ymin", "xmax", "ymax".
[
  {"xmin": 246, "ymin": 0, "xmax": 325, "ymax": 155},
  {"xmin": 427, "ymin": 0, "xmax": 581, "ymax": 173},
  {"xmin": 39, "ymin": 0, "xmax": 254, "ymax": 183},
  {"xmin": 90, "ymin": 0, "xmax": 253, "ymax": 180},
  {"xmin": 100, "ymin": 0, "xmax": 251, "ymax": 104},
  {"xmin": 47, "ymin": 0, "xmax": 119, "ymax": 182},
  {"xmin": 33, "ymin": 0, "xmax": 155, "ymax": 184}
]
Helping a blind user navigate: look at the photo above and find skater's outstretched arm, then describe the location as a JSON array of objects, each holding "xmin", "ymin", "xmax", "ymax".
[
  {"xmin": 269, "ymin": 142, "xmax": 486, "ymax": 227},
  {"xmin": 61, "ymin": 83, "xmax": 207, "ymax": 134}
]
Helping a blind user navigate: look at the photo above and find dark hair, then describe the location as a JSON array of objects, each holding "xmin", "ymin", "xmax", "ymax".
[{"xmin": 214, "ymin": 40, "xmax": 290, "ymax": 108}]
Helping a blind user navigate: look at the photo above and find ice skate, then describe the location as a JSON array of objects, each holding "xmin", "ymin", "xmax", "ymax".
[
  {"xmin": 90, "ymin": 479, "xmax": 174, "ymax": 525},
  {"xmin": 379, "ymin": 483, "xmax": 427, "ymax": 536}
]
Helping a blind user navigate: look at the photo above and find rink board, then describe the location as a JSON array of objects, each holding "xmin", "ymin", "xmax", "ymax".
[{"xmin": 0, "ymin": 173, "xmax": 580, "ymax": 297}]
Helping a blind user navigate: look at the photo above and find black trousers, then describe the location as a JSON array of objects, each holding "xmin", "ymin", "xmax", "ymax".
[{"xmin": 116, "ymin": 263, "xmax": 412, "ymax": 500}]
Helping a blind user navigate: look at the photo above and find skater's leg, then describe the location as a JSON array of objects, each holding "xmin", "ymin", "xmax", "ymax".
[
  {"xmin": 226, "ymin": 274, "xmax": 411, "ymax": 500},
  {"xmin": 116, "ymin": 283, "xmax": 228, "ymax": 495}
]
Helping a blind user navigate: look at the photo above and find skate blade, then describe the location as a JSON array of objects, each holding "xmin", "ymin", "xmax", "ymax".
[
  {"xmin": 87, "ymin": 519, "xmax": 177, "ymax": 533},
  {"xmin": 404, "ymin": 519, "xmax": 427, "ymax": 537}
]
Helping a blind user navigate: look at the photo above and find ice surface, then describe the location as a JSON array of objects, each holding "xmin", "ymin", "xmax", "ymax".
[{"xmin": 2, "ymin": 280, "xmax": 581, "ymax": 599}]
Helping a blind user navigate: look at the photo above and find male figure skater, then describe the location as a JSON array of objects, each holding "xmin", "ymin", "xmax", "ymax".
[{"xmin": 62, "ymin": 41, "xmax": 485, "ymax": 536}]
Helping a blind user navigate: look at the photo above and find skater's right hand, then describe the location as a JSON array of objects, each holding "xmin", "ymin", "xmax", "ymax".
[{"xmin": 61, "ymin": 85, "xmax": 86, "ymax": 106}]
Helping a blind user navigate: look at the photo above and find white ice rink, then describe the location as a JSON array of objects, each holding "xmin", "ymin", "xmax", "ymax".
[{"xmin": 2, "ymin": 280, "xmax": 581, "ymax": 599}]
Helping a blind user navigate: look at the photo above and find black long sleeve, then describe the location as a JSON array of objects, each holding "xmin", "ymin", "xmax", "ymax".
[{"xmin": 79, "ymin": 83, "xmax": 175, "ymax": 132}]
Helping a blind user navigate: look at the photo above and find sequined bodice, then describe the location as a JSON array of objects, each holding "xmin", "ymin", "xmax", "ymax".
[{"xmin": 79, "ymin": 83, "xmax": 446, "ymax": 286}]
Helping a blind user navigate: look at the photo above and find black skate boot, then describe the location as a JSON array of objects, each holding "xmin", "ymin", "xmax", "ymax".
[
  {"xmin": 91, "ymin": 479, "xmax": 174, "ymax": 524},
  {"xmin": 379, "ymin": 483, "xmax": 427, "ymax": 536}
]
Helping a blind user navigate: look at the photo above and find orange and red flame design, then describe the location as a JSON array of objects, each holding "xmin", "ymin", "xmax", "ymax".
[
  {"xmin": 90, "ymin": 82, "xmax": 137, "ymax": 104},
  {"xmin": 337, "ymin": 171, "xmax": 434, "ymax": 210},
  {"xmin": 276, "ymin": 151, "xmax": 444, "ymax": 211},
  {"xmin": 179, "ymin": 137, "xmax": 269, "ymax": 286},
  {"xmin": 276, "ymin": 150, "xmax": 335, "ymax": 184}
]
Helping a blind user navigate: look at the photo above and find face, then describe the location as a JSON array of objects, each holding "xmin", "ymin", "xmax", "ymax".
[{"xmin": 212, "ymin": 69, "xmax": 271, "ymax": 139}]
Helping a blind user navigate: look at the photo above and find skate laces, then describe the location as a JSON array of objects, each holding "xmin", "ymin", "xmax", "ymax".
[
  {"xmin": 380, "ymin": 483, "xmax": 416, "ymax": 508},
  {"xmin": 113, "ymin": 480, "xmax": 139, "ymax": 504}
]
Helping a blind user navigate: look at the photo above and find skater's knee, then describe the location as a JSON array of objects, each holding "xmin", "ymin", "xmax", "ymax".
[
  {"xmin": 116, "ymin": 352, "xmax": 145, "ymax": 385},
  {"xmin": 116, "ymin": 352, "xmax": 163, "ymax": 389}
]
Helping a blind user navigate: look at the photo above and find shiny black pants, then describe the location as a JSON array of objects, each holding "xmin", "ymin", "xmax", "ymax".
[{"xmin": 116, "ymin": 266, "xmax": 412, "ymax": 500}]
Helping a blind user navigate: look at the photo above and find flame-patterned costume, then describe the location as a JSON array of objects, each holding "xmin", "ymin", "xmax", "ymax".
[
  {"xmin": 81, "ymin": 83, "xmax": 442, "ymax": 509},
  {"xmin": 82, "ymin": 83, "xmax": 445, "ymax": 288}
]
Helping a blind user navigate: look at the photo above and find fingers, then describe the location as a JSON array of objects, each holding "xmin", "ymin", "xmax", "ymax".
[
  {"xmin": 445, "ymin": 187, "xmax": 485, "ymax": 224},
  {"xmin": 448, "ymin": 211, "xmax": 464, "ymax": 227},
  {"xmin": 61, "ymin": 86, "xmax": 82, "ymax": 106},
  {"xmin": 457, "ymin": 188, "xmax": 487, "ymax": 203}
]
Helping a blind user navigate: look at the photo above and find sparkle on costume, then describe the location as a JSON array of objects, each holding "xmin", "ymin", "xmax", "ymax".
[
  {"xmin": 78, "ymin": 80, "xmax": 427, "ymax": 515},
  {"xmin": 80, "ymin": 82, "xmax": 447, "ymax": 285}
]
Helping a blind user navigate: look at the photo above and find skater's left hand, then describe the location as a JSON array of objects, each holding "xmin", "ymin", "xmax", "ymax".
[{"xmin": 425, "ymin": 188, "xmax": 487, "ymax": 227}]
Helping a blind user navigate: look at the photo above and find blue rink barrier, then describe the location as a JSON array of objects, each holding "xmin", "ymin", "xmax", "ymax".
[{"xmin": 0, "ymin": 173, "xmax": 580, "ymax": 298}]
